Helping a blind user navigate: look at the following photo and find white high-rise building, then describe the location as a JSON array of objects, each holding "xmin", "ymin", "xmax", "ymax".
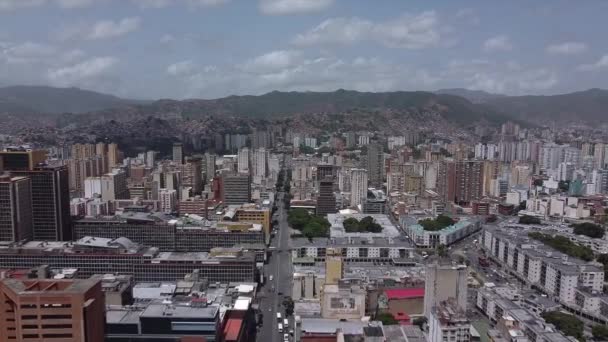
[
  {"xmin": 237, "ymin": 147, "xmax": 250, "ymax": 174},
  {"xmin": 557, "ymin": 162, "xmax": 575, "ymax": 181},
  {"xmin": 350, "ymin": 169, "xmax": 368, "ymax": 208},
  {"xmin": 563, "ymin": 147, "xmax": 582, "ymax": 167},
  {"xmin": 84, "ymin": 177, "xmax": 102, "ymax": 198},
  {"xmin": 540, "ymin": 143, "xmax": 565, "ymax": 170},
  {"xmin": 159, "ymin": 188, "xmax": 177, "ymax": 213},
  {"xmin": 253, "ymin": 148, "xmax": 268, "ymax": 178}
]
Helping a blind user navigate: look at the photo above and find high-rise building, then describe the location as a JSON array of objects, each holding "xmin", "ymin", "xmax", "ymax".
[
  {"xmin": 253, "ymin": 148, "xmax": 268, "ymax": 178},
  {"xmin": 159, "ymin": 188, "xmax": 177, "ymax": 213},
  {"xmin": 344, "ymin": 132, "xmax": 356, "ymax": 148},
  {"xmin": 428, "ymin": 300, "xmax": 470, "ymax": 342},
  {"xmin": 12, "ymin": 165, "xmax": 71, "ymax": 241},
  {"xmin": 252, "ymin": 129, "xmax": 271, "ymax": 149},
  {"xmin": 0, "ymin": 278, "xmax": 105, "ymax": 342},
  {"xmin": 237, "ymin": 147, "xmax": 250, "ymax": 174},
  {"xmin": 100, "ymin": 170, "xmax": 129, "ymax": 201},
  {"xmin": 205, "ymin": 152, "xmax": 217, "ymax": 181},
  {"xmin": 0, "ymin": 176, "xmax": 32, "ymax": 242},
  {"xmin": 145, "ymin": 150, "xmax": 158, "ymax": 168},
  {"xmin": 423, "ymin": 264, "xmax": 467, "ymax": 317},
  {"xmin": 437, "ymin": 160, "xmax": 483, "ymax": 204},
  {"xmin": 366, "ymin": 143, "xmax": 384, "ymax": 188},
  {"xmin": 181, "ymin": 157, "xmax": 203, "ymax": 195},
  {"xmin": 222, "ymin": 173, "xmax": 251, "ymax": 205},
  {"xmin": 0, "ymin": 149, "xmax": 47, "ymax": 171},
  {"xmin": 316, "ymin": 177, "xmax": 336, "ymax": 216},
  {"xmin": 108, "ymin": 143, "xmax": 120, "ymax": 169},
  {"xmin": 172, "ymin": 143, "xmax": 183, "ymax": 164},
  {"xmin": 350, "ymin": 168, "xmax": 368, "ymax": 208}
]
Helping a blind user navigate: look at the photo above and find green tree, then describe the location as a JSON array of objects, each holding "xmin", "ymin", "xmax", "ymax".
[
  {"xmin": 283, "ymin": 297, "xmax": 295, "ymax": 317},
  {"xmin": 592, "ymin": 325, "xmax": 608, "ymax": 340},
  {"xmin": 572, "ymin": 222, "xmax": 605, "ymax": 239},
  {"xmin": 541, "ymin": 312, "xmax": 584, "ymax": 341},
  {"xmin": 375, "ymin": 312, "xmax": 398, "ymax": 325},
  {"xmin": 519, "ymin": 215, "xmax": 541, "ymax": 225},
  {"xmin": 343, "ymin": 217, "xmax": 360, "ymax": 232},
  {"xmin": 437, "ymin": 244, "xmax": 448, "ymax": 258},
  {"xmin": 412, "ymin": 317, "xmax": 427, "ymax": 329}
]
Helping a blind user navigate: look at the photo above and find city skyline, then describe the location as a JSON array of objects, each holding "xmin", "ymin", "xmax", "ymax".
[{"xmin": 0, "ymin": 0, "xmax": 607, "ymax": 99}]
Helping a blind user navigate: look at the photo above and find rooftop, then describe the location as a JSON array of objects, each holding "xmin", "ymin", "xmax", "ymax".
[{"xmin": 327, "ymin": 214, "xmax": 401, "ymax": 238}]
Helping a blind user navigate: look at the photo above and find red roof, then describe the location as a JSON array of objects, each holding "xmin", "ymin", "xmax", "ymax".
[
  {"xmin": 224, "ymin": 318, "xmax": 243, "ymax": 341},
  {"xmin": 385, "ymin": 288, "xmax": 424, "ymax": 300}
]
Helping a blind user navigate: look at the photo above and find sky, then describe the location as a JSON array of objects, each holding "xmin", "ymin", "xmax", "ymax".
[{"xmin": 1, "ymin": 0, "xmax": 608, "ymax": 99}]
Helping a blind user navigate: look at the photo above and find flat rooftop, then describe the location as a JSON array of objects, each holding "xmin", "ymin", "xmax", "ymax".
[{"xmin": 327, "ymin": 214, "xmax": 401, "ymax": 238}]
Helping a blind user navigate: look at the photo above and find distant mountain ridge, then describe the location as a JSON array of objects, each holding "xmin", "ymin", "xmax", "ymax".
[
  {"xmin": 435, "ymin": 88, "xmax": 506, "ymax": 103},
  {"xmin": 0, "ymin": 86, "xmax": 146, "ymax": 114}
]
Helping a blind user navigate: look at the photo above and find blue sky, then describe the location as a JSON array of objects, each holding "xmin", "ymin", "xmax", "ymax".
[{"xmin": 1, "ymin": 0, "xmax": 607, "ymax": 99}]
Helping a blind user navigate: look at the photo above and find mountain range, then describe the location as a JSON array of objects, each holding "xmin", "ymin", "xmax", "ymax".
[{"xmin": 1, "ymin": 85, "xmax": 607, "ymax": 129}]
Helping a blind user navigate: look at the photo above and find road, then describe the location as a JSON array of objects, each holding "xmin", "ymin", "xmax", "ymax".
[{"xmin": 257, "ymin": 190, "xmax": 293, "ymax": 342}]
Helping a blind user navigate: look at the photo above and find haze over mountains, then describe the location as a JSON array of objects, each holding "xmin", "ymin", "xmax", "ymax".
[{"xmin": 1, "ymin": 85, "xmax": 607, "ymax": 127}]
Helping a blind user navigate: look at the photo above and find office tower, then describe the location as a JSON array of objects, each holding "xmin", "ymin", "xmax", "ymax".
[
  {"xmin": 0, "ymin": 278, "xmax": 105, "ymax": 342},
  {"xmin": 338, "ymin": 169, "xmax": 351, "ymax": 192},
  {"xmin": 237, "ymin": 147, "xmax": 250, "ymax": 174},
  {"xmin": 253, "ymin": 148, "xmax": 268, "ymax": 178},
  {"xmin": 0, "ymin": 176, "xmax": 32, "ymax": 242},
  {"xmin": 366, "ymin": 143, "xmax": 383, "ymax": 188},
  {"xmin": 205, "ymin": 152, "xmax": 217, "ymax": 180},
  {"xmin": 582, "ymin": 142, "xmax": 594, "ymax": 157},
  {"xmin": 423, "ymin": 264, "xmax": 467, "ymax": 317},
  {"xmin": 146, "ymin": 150, "xmax": 158, "ymax": 168},
  {"xmin": 0, "ymin": 149, "xmax": 47, "ymax": 171},
  {"xmin": 159, "ymin": 188, "xmax": 177, "ymax": 213},
  {"xmin": 100, "ymin": 170, "xmax": 129, "ymax": 201},
  {"xmin": 172, "ymin": 143, "xmax": 183, "ymax": 164},
  {"xmin": 316, "ymin": 164, "xmax": 335, "ymax": 181},
  {"xmin": 350, "ymin": 168, "xmax": 368, "ymax": 208},
  {"xmin": 181, "ymin": 158, "xmax": 203, "ymax": 195},
  {"xmin": 222, "ymin": 173, "xmax": 251, "ymax": 205},
  {"xmin": 71, "ymin": 143, "xmax": 95, "ymax": 160},
  {"xmin": 437, "ymin": 160, "xmax": 483, "ymax": 204},
  {"xmin": 316, "ymin": 177, "xmax": 336, "ymax": 216},
  {"xmin": 345, "ymin": 132, "xmax": 356, "ymax": 148},
  {"xmin": 107, "ymin": 143, "xmax": 120, "ymax": 168},
  {"xmin": 12, "ymin": 165, "xmax": 71, "ymax": 241},
  {"xmin": 325, "ymin": 249, "xmax": 343, "ymax": 285}
]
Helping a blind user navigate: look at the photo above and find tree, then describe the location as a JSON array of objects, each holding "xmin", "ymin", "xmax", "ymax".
[
  {"xmin": 283, "ymin": 297, "xmax": 294, "ymax": 317},
  {"xmin": 593, "ymin": 325, "xmax": 608, "ymax": 340},
  {"xmin": 572, "ymin": 222, "xmax": 606, "ymax": 239},
  {"xmin": 541, "ymin": 312, "xmax": 584, "ymax": 341},
  {"xmin": 343, "ymin": 217, "xmax": 360, "ymax": 232},
  {"xmin": 412, "ymin": 317, "xmax": 427, "ymax": 329},
  {"xmin": 437, "ymin": 244, "xmax": 448, "ymax": 258},
  {"xmin": 419, "ymin": 215, "xmax": 455, "ymax": 231},
  {"xmin": 519, "ymin": 215, "xmax": 541, "ymax": 225},
  {"xmin": 375, "ymin": 312, "xmax": 398, "ymax": 325}
]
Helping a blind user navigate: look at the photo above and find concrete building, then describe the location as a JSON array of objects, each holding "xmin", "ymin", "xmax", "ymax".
[
  {"xmin": 367, "ymin": 143, "xmax": 384, "ymax": 188},
  {"xmin": 437, "ymin": 160, "xmax": 483, "ymax": 205},
  {"xmin": 101, "ymin": 170, "xmax": 129, "ymax": 201},
  {"xmin": 350, "ymin": 168, "xmax": 368, "ymax": 208},
  {"xmin": 0, "ymin": 176, "xmax": 32, "ymax": 242},
  {"xmin": 316, "ymin": 177, "xmax": 336, "ymax": 216},
  {"xmin": 321, "ymin": 282, "xmax": 367, "ymax": 319},
  {"xmin": 108, "ymin": 143, "xmax": 120, "ymax": 168},
  {"xmin": 172, "ymin": 143, "xmax": 183, "ymax": 164},
  {"xmin": 159, "ymin": 189, "xmax": 177, "ymax": 213},
  {"xmin": 237, "ymin": 147, "xmax": 250, "ymax": 174},
  {"xmin": 291, "ymin": 237, "xmax": 414, "ymax": 264},
  {"xmin": 222, "ymin": 173, "xmax": 251, "ymax": 205},
  {"xmin": 428, "ymin": 300, "xmax": 470, "ymax": 342},
  {"xmin": 423, "ymin": 264, "xmax": 467, "ymax": 317},
  {"xmin": 0, "ymin": 278, "xmax": 105, "ymax": 342},
  {"xmin": 401, "ymin": 216, "xmax": 481, "ymax": 248}
]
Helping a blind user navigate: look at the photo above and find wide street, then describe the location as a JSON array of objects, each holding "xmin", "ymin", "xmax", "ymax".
[{"xmin": 257, "ymin": 190, "xmax": 294, "ymax": 342}]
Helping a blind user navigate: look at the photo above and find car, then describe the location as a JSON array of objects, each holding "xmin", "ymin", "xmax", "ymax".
[
  {"xmin": 278, "ymin": 291, "xmax": 283, "ymax": 296},
  {"xmin": 269, "ymin": 275, "xmax": 274, "ymax": 281}
]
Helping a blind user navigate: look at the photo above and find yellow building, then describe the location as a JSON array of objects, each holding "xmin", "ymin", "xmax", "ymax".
[{"xmin": 223, "ymin": 204, "xmax": 271, "ymax": 243}]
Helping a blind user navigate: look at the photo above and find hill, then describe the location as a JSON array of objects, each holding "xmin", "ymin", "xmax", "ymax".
[
  {"xmin": 484, "ymin": 88, "xmax": 608, "ymax": 124},
  {"xmin": 0, "ymin": 86, "xmax": 146, "ymax": 114},
  {"xmin": 435, "ymin": 88, "xmax": 506, "ymax": 103}
]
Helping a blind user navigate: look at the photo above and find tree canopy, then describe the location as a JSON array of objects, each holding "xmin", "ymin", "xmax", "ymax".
[
  {"xmin": 528, "ymin": 232, "xmax": 594, "ymax": 261},
  {"xmin": 572, "ymin": 222, "xmax": 605, "ymax": 239},
  {"xmin": 287, "ymin": 208, "xmax": 330, "ymax": 239},
  {"xmin": 375, "ymin": 312, "xmax": 398, "ymax": 325},
  {"xmin": 592, "ymin": 325, "xmax": 608, "ymax": 340},
  {"xmin": 541, "ymin": 312, "xmax": 584, "ymax": 341},
  {"xmin": 519, "ymin": 215, "xmax": 541, "ymax": 225},
  {"xmin": 419, "ymin": 215, "xmax": 456, "ymax": 231},
  {"xmin": 343, "ymin": 216, "xmax": 383, "ymax": 233}
]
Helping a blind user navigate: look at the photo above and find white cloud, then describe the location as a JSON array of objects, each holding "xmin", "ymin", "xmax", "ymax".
[
  {"xmin": 55, "ymin": 0, "xmax": 94, "ymax": 8},
  {"xmin": 87, "ymin": 17, "xmax": 141, "ymax": 40},
  {"xmin": 577, "ymin": 54, "xmax": 608, "ymax": 71},
  {"xmin": 483, "ymin": 35, "xmax": 513, "ymax": 52},
  {"xmin": 546, "ymin": 42, "xmax": 587, "ymax": 55},
  {"xmin": 240, "ymin": 50, "xmax": 302, "ymax": 73},
  {"xmin": 131, "ymin": 0, "xmax": 229, "ymax": 8},
  {"xmin": 0, "ymin": 0, "xmax": 45, "ymax": 11},
  {"xmin": 293, "ymin": 11, "xmax": 441, "ymax": 49},
  {"xmin": 167, "ymin": 60, "xmax": 197, "ymax": 76},
  {"xmin": 47, "ymin": 56, "xmax": 118, "ymax": 85},
  {"xmin": 160, "ymin": 33, "xmax": 176, "ymax": 44},
  {"xmin": 259, "ymin": 0, "xmax": 333, "ymax": 15},
  {"xmin": 2, "ymin": 41, "xmax": 56, "ymax": 64}
]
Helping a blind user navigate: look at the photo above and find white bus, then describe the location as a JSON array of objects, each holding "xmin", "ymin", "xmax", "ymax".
[{"xmin": 278, "ymin": 323, "xmax": 283, "ymax": 333}]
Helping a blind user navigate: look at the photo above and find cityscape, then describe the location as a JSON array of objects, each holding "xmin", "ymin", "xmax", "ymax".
[{"xmin": 1, "ymin": 1, "xmax": 608, "ymax": 342}]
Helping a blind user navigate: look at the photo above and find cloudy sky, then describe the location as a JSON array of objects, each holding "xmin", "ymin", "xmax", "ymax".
[{"xmin": 1, "ymin": 0, "xmax": 607, "ymax": 99}]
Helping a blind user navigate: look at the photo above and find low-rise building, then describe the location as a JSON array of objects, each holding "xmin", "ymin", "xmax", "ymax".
[{"xmin": 401, "ymin": 216, "xmax": 482, "ymax": 248}]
